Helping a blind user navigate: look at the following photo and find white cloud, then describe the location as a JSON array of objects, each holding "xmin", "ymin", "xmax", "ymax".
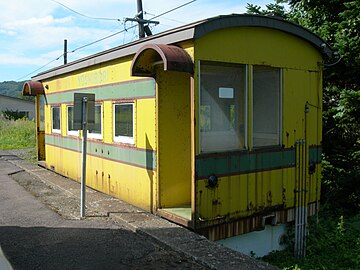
[
  {"xmin": 0, "ymin": 52, "xmax": 60, "ymax": 66},
  {"xmin": 4, "ymin": 16, "xmax": 73, "ymax": 30},
  {"xmin": 0, "ymin": 29, "xmax": 17, "ymax": 36},
  {"xmin": 0, "ymin": 0, "xmax": 266, "ymax": 82}
]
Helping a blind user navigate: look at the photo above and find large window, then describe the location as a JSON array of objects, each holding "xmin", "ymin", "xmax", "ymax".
[
  {"xmin": 253, "ymin": 66, "xmax": 281, "ymax": 147},
  {"xmin": 199, "ymin": 61, "xmax": 246, "ymax": 153},
  {"xmin": 114, "ymin": 103, "xmax": 134, "ymax": 144},
  {"xmin": 88, "ymin": 104, "xmax": 102, "ymax": 139},
  {"xmin": 67, "ymin": 106, "xmax": 78, "ymax": 136},
  {"xmin": 52, "ymin": 106, "xmax": 61, "ymax": 133}
]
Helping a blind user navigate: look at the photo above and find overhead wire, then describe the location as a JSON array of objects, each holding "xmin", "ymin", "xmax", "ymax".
[
  {"xmin": 16, "ymin": 54, "xmax": 65, "ymax": 81},
  {"xmin": 18, "ymin": 0, "xmax": 198, "ymax": 80},
  {"xmin": 50, "ymin": 0, "xmax": 122, "ymax": 21},
  {"xmin": 148, "ymin": 0, "xmax": 197, "ymax": 20},
  {"xmin": 144, "ymin": 11, "xmax": 186, "ymax": 24}
]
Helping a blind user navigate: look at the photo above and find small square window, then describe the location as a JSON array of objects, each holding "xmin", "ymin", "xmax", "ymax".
[
  {"xmin": 88, "ymin": 104, "xmax": 102, "ymax": 139},
  {"xmin": 52, "ymin": 106, "xmax": 61, "ymax": 133},
  {"xmin": 67, "ymin": 106, "xmax": 78, "ymax": 136},
  {"xmin": 114, "ymin": 103, "xmax": 134, "ymax": 144}
]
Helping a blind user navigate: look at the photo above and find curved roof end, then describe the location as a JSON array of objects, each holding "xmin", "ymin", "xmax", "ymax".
[
  {"xmin": 131, "ymin": 44, "xmax": 193, "ymax": 77},
  {"xmin": 22, "ymin": 81, "xmax": 45, "ymax": 96}
]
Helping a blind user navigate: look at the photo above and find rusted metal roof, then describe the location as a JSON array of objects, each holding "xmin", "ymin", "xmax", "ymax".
[
  {"xmin": 131, "ymin": 44, "xmax": 193, "ymax": 77},
  {"xmin": 32, "ymin": 14, "xmax": 334, "ymax": 81},
  {"xmin": 22, "ymin": 81, "xmax": 45, "ymax": 96}
]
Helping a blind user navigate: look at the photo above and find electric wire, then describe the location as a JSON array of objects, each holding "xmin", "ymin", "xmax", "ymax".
[
  {"xmin": 50, "ymin": 0, "xmax": 122, "ymax": 21},
  {"xmin": 16, "ymin": 54, "xmax": 64, "ymax": 81},
  {"xmin": 67, "ymin": 0, "xmax": 197, "ymax": 53},
  {"xmin": 18, "ymin": 0, "xmax": 198, "ymax": 81},
  {"xmin": 70, "ymin": 24, "xmax": 137, "ymax": 53},
  {"xmin": 144, "ymin": 11, "xmax": 186, "ymax": 24},
  {"xmin": 148, "ymin": 0, "xmax": 197, "ymax": 20}
]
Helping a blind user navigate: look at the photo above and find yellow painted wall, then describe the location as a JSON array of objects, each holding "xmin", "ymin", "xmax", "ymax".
[
  {"xmin": 156, "ymin": 69, "xmax": 192, "ymax": 208},
  {"xmin": 193, "ymin": 27, "xmax": 323, "ymax": 226},
  {"xmin": 282, "ymin": 69, "xmax": 322, "ymax": 147},
  {"xmin": 45, "ymin": 144, "xmax": 155, "ymax": 210},
  {"xmin": 196, "ymin": 168, "xmax": 294, "ymax": 221},
  {"xmin": 195, "ymin": 27, "xmax": 322, "ymax": 71},
  {"xmin": 42, "ymin": 55, "xmax": 158, "ymax": 212},
  {"xmin": 44, "ymin": 56, "xmax": 136, "ymax": 94}
]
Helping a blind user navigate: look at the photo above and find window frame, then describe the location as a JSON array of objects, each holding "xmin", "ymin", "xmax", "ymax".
[
  {"xmin": 113, "ymin": 102, "xmax": 135, "ymax": 145},
  {"xmin": 87, "ymin": 103, "xmax": 103, "ymax": 140},
  {"xmin": 67, "ymin": 105, "xmax": 79, "ymax": 137},
  {"xmin": 51, "ymin": 106, "xmax": 61, "ymax": 134}
]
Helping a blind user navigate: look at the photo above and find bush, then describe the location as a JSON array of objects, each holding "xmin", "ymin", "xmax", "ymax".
[{"xmin": 2, "ymin": 109, "xmax": 28, "ymax": 121}]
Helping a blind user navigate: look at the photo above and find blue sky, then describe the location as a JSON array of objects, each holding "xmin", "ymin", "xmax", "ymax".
[{"xmin": 0, "ymin": 0, "xmax": 273, "ymax": 82}]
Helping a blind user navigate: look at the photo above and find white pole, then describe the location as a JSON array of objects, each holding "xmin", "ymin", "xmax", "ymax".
[{"xmin": 80, "ymin": 97, "xmax": 88, "ymax": 218}]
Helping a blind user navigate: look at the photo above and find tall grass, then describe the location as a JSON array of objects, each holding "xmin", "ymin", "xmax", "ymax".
[
  {"xmin": 0, "ymin": 118, "xmax": 36, "ymax": 149},
  {"xmin": 262, "ymin": 212, "xmax": 360, "ymax": 270}
]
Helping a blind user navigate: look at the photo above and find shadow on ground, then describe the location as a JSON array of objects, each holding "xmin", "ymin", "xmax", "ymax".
[{"xmin": 0, "ymin": 226, "xmax": 206, "ymax": 270}]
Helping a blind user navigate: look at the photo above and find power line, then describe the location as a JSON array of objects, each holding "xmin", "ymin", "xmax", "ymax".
[
  {"xmin": 149, "ymin": 0, "xmax": 197, "ymax": 20},
  {"xmin": 144, "ymin": 11, "xmax": 186, "ymax": 24},
  {"xmin": 51, "ymin": 0, "xmax": 121, "ymax": 21},
  {"xmin": 70, "ymin": 24, "xmax": 137, "ymax": 53},
  {"xmin": 19, "ymin": 0, "xmax": 198, "ymax": 81},
  {"xmin": 16, "ymin": 54, "xmax": 64, "ymax": 81}
]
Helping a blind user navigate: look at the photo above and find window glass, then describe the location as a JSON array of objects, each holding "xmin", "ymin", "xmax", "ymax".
[
  {"xmin": 200, "ymin": 61, "xmax": 246, "ymax": 153},
  {"xmin": 52, "ymin": 106, "xmax": 61, "ymax": 133},
  {"xmin": 253, "ymin": 66, "xmax": 281, "ymax": 147},
  {"xmin": 88, "ymin": 104, "xmax": 102, "ymax": 139},
  {"xmin": 114, "ymin": 103, "xmax": 134, "ymax": 144},
  {"xmin": 67, "ymin": 106, "xmax": 78, "ymax": 136}
]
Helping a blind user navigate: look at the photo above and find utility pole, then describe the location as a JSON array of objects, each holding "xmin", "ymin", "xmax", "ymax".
[
  {"xmin": 125, "ymin": 0, "xmax": 159, "ymax": 39},
  {"xmin": 137, "ymin": 0, "xmax": 145, "ymax": 38},
  {"xmin": 64, "ymin": 39, "xmax": 67, "ymax": 65}
]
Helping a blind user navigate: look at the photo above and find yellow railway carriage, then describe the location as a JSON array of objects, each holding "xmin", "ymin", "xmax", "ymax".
[{"xmin": 23, "ymin": 14, "xmax": 333, "ymax": 254}]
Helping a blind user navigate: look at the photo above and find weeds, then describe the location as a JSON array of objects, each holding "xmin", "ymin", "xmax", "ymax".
[
  {"xmin": 0, "ymin": 118, "xmax": 36, "ymax": 149},
  {"xmin": 262, "ymin": 212, "xmax": 360, "ymax": 270}
]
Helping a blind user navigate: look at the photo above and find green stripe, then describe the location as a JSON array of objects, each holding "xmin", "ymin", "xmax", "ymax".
[
  {"xmin": 46, "ymin": 134, "xmax": 82, "ymax": 151},
  {"xmin": 47, "ymin": 79, "xmax": 156, "ymax": 104},
  {"xmin": 45, "ymin": 135, "xmax": 156, "ymax": 170},
  {"xmin": 196, "ymin": 148, "xmax": 296, "ymax": 179},
  {"xmin": 309, "ymin": 146, "xmax": 322, "ymax": 163},
  {"xmin": 196, "ymin": 146, "xmax": 322, "ymax": 179}
]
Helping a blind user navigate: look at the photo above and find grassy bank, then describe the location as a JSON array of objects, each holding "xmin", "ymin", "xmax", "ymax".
[{"xmin": 0, "ymin": 118, "xmax": 36, "ymax": 149}]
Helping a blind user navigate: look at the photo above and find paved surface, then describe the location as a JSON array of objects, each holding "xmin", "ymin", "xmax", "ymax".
[{"xmin": 0, "ymin": 149, "xmax": 278, "ymax": 270}]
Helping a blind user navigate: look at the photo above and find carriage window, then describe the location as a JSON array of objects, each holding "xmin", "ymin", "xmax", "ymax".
[
  {"xmin": 88, "ymin": 104, "xmax": 102, "ymax": 139},
  {"xmin": 52, "ymin": 106, "xmax": 61, "ymax": 134},
  {"xmin": 253, "ymin": 66, "xmax": 281, "ymax": 147},
  {"xmin": 114, "ymin": 103, "xmax": 134, "ymax": 144},
  {"xmin": 67, "ymin": 106, "xmax": 78, "ymax": 136},
  {"xmin": 200, "ymin": 61, "xmax": 246, "ymax": 153}
]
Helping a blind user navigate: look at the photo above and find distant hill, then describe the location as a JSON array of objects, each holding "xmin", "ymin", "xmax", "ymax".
[{"xmin": 0, "ymin": 81, "xmax": 26, "ymax": 99}]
